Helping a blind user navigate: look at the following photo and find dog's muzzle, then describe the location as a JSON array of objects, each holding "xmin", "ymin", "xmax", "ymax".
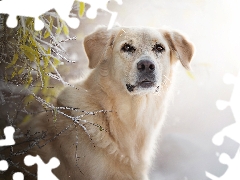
[{"xmin": 126, "ymin": 60, "xmax": 156, "ymax": 92}]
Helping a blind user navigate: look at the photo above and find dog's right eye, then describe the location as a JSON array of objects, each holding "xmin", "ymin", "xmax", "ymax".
[{"xmin": 121, "ymin": 43, "xmax": 136, "ymax": 53}]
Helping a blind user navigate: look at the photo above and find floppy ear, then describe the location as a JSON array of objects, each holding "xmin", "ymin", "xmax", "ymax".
[
  {"xmin": 84, "ymin": 26, "xmax": 113, "ymax": 69},
  {"xmin": 164, "ymin": 31, "xmax": 194, "ymax": 70}
]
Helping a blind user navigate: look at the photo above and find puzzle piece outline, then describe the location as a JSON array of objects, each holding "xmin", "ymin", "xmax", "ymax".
[
  {"xmin": 24, "ymin": 155, "xmax": 60, "ymax": 180},
  {"xmin": 0, "ymin": 0, "xmax": 122, "ymax": 31},
  {"xmin": 0, "ymin": 126, "xmax": 61, "ymax": 180},
  {"xmin": 0, "ymin": 126, "xmax": 15, "ymax": 146},
  {"xmin": 0, "ymin": 126, "xmax": 24, "ymax": 179},
  {"xmin": 206, "ymin": 70, "xmax": 240, "ymax": 179}
]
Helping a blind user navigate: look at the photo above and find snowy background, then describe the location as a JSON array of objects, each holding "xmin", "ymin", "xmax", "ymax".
[{"xmin": 106, "ymin": 0, "xmax": 240, "ymax": 179}]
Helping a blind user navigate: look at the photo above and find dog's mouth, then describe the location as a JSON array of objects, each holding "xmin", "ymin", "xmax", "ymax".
[
  {"xmin": 126, "ymin": 79, "xmax": 156, "ymax": 92},
  {"xmin": 139, "ymin": 80, "xmax": 155, "ymax": 88}
]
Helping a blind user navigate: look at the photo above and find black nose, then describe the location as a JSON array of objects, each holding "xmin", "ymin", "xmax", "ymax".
[{"xmin": 137, "ymin": 60, "xmax": 155, "ymax": 73}]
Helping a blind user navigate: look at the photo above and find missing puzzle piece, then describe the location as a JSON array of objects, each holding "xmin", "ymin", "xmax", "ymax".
[
  {"xmin": 0, "ymin": 126, "xmax": 15, "ymax": 146},
  {"xmin": 0, "ymin": 159, "xmax": 8, "ymax": 171},
  {"xmin": 0, "ymin": 0, "xmax": 79, "ymax": 30},
  {"xmin": 206, "ymin": 70, "xmax": 240, "ymax": 179},
  {"xmin": 206, "ymin": 149, "xmax": 240, "ymax": 180},
  {"xmin": 0, "ymin": 0, "xmax": 122, "ymax": 31},
  {"xmin": 24, "ymin": 155, "xmax": 60, "ymax": 180}
]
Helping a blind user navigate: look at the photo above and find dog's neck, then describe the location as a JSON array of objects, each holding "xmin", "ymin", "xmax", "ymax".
[{"xmin": 86, "ymin": 69, "xmax": 171, "ymax": 170}]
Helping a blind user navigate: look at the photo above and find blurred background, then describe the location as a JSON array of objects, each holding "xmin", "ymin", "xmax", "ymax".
[{"xmin": 78, "ymin": 0, "xmax": 240, "ymax": 179}]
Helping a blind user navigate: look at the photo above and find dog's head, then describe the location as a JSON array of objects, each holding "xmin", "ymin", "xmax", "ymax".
[{"xmin": 84, "ymin": 26, "xmax": 194, "ymax": 95}]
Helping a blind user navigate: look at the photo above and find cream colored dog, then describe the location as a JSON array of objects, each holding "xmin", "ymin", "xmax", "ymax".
[{"xmin": 20, "ymin": 26, "xmax": 194, "ymax": 180}]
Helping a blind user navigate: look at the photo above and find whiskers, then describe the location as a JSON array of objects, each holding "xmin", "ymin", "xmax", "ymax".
[{"xmin": 154, "ymin": 75, "xmax": 172, "ymax": 95}]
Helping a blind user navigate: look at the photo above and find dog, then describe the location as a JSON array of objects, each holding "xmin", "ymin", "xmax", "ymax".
[{"xmin": 16, "ymin": 26, "xmax": 194, "ymax": 180}]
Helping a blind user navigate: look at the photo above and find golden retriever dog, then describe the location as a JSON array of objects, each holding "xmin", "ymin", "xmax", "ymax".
[{"xmin": 15, "ymin": 26, "xmax": 194, "ymax": 180}]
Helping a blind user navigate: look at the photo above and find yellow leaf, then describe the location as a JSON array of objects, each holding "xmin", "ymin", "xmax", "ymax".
[
  {"xmin": 25, "ymin": 76, "xmax": 33, "ymax": 88},
  {"xmin": 23, "ymin": 114, "xmax": 31, "ymax": 123},
  {"xmin": 44, "ymin": 29, "xmax": 50, "ymax": 39},
  {"xmin": 56, "ymin": 26, "xmax": 62, "ymax": 35},
  {"xmin": 24, "ymin": 94, "xmax": 34, "ymax": 104},
  {"xmin": 29, "ymin": 35, "xmax": 37, "ymax": 47},
  {"xmin": 25, "ymin": 51, "xmax": 35, "ymax": 61},
  {"xmin": 49, "ymin": 16, "xmax": 53, "ymax": 31},
  {"xmin": 18, "ymin": 66, "xmax": 25, "ymax": 75},
  {"xmin": 6, "ymin": 53, "xmax": 18, "ymax": 69},
  {"xmin": 26, "ymin": 18, "xmax": 34, "ymax": 29},
  {"xmin": 53, "ymin": 58, "xmax": 61, "ymax": 66},
  {"xmin": 53, "ymin": 107, "xmax": 57, "ymax": 122},
  {"xmin": 62, "ymin": 22, "xmax": 69, "ymax": 36},
  {"xmin": 45, "ymin": 96, "xmax": 51, "ymax": 103},
  {"xmin": 20, "ymin": 45, "xmax": 38, "ymax": 61},
  {"xmin": 42, "ymin": 75, "xmax": 50, "ymax": 94},
  {"xmin": 32, "ymin": 83, "xmax": 41, "ymax": 94},
  {"xmin": 79, "ymin": 2, "xmax": 85, "ymax": 17},
  {"xmin": 43, "ymin": 57, "xmax": 49, "ymax": 68},
  {"xmin": 11, "ymin": 71, "xmax": 17, "ymax": 79},
  {"xmin": 47, "ymin": 47, "xmax": 51, "ymax": 55},
  {"xmin": 186, "ymin": 70, "xmax": 195, "ymax": 80}
]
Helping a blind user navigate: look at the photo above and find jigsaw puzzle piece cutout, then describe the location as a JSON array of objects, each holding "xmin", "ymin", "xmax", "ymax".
[
  {"xmin": 0, "ymin": 0, "xmax": 123, "ymax": 30},
  {"xmin": 0, "ymin": 160, "xmax": 23, "ymax": 180},
  {"xmin": 206, "ymin": 148, "xmax": 240, "ymax": 180},
  {"xmin": 53, "ymin": 0, "xmax": 79, "ymax": 29},
  {"xmin": 206, "ymin": 70, "xmax": 240, "ymax": 179},
  {"xmin": 0, "ymin": 0, "xmax": 79, "ymax": 30},
  {"xmin": 82, "ymin": 0, "xmax": 122, "ymax": 29},
  {"xmin": 212, "ymin": 123, "xmax": 240, "ymax": 146},
  {"xmin": 0, "ymin": 160, "xmax": 8, "ymax": 171},
  {"xmin": 216, "ymin": 72, "xmax": 240, "ymax": 121},
  {"xmin": 24, "ymin": 155, "xmax": 60, "ymax": 180},
  {"xmin": 12, "ymin": 172, "xmax": 24, "ymax": 180},
  {"xmin": 0, "ymin": 126, "xmax": 15, "ymax": 146}
]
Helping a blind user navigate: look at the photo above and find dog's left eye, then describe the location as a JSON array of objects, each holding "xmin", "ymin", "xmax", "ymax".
[
  {"xmin": 121, "ymin": 43, "xmax": 136, "ymax": 53},
  {"xmin": 152, "ymin": 44, "xmax": 165, "ymax": 53}
]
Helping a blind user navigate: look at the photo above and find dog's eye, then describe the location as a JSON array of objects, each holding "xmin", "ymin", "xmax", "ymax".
[
  {"xmin": 121, "ymin": 43, "xmax": 136, "ymax": 53},
  {"xmin": 152, "ymin": 44, "xmax": 165, "ymax": 53}
]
